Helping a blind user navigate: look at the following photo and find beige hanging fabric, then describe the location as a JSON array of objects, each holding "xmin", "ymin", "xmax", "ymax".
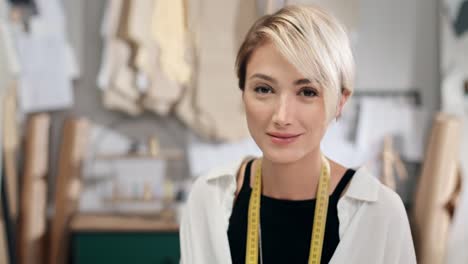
[
  {"xmin": 412, "ymin": 113, "xmax": 462, "ymax": 264},
  {"xmin": 130, "ymin": 0, "xmax": 185, "ymax": 115},
  {"xmin": 126, "ymin": 0, "xmax": 153, "ymax": 47},
  {"xmin": 99, "ymin": 0, "xmax": 188, "ymax": 116},
  {"xmin": 97, "ymin": 0, "xmax": 122, "ymax": 90},
  {"xmin": 101, "ymin": 38, "xmax": 141, "ymax": 116},
  {"xmin": 127, "ymin": 0, "xmax": 155, "ymax": 99},
  {"xmin": 175, "ymin": 0, "xmax": 212, "ymax": 138},
  {"xmin": 176, "ymin": 0, "xmax": 256, "ymax": 141},
  {"xmin": 152, "ymin": 0, "xmax": 191, "ymax": 85},
  {"xmin": 99, "ymin": 0, "xmax": 142, "ymax": 115}
]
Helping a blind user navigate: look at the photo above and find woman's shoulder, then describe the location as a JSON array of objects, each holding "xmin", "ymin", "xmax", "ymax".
[
  {"xmin": 376, "ymin": 183, "xmax": 408, "ymax": 222},
  {"xmin": 338, "ymin": 168, "xmax": 416, "ymax": 262},
  {"xmin": 186, "ymin": 158, "xmax": 249, "ymax": 207},
  {"xmin": 349, "ymin": 167, "xmax": 409, "ymax": 224},
  {"xmin": 359, "ymin": 170, "xmax": 415, "ymax": 258}
]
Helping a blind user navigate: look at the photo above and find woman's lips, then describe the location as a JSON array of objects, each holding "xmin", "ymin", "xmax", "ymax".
[{"xmin": 267, "ymin": 132, "xmax": 301, "ymax": 145}]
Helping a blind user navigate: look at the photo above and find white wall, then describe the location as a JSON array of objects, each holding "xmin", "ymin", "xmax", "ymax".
[
  {"xmin": 290, "ymin": 0, "xmax": 440, "ymax": 111},
  {"xmin": 354, "ymin": 0, "xmax": 439, "ymax": 112}
]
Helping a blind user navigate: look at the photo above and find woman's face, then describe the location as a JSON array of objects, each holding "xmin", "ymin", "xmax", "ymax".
[{"xmin": 243, "ymin": 42, "xmax": 329, "ymax": 164}]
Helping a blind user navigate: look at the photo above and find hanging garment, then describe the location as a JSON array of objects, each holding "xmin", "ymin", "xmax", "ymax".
[
  {"xmin": 102, "ymin": 88, "xmax": 142, "ymax": 117},
  {"xmin": 98, "ymin": 0, "xmax": 141, "ymax": 115},
  {"xmin": 127, "ymin": 0, "xmax": 153, "ymax": 94},
  {"xmin": 176, "ymin": 0, "xmax": 257, "ymax": 141},
  {"xmin": 152, "ymin": 0, "xmax": 191, "ymax": 85},
  {"xmin": 141, "ymin": 0, "xmax": 188, "ymax": 115},
  {"xmin": 100, "ymin": 39, "xmax": 142, "ymax": 115},
  {"xmin": 97, "ymin": 0, "xmax": 123, "ymax": 89},
  {"xmin": 127, "ymin": 0, "xmax": 186, "ymax": 116}
]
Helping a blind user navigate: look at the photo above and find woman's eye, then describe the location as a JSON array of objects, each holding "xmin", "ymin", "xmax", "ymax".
[
  {"xmin": 254, "ymin": 86, "xmax": 273, "ymax": 94},
  {"xmin": 299, "ymin": 88, "xmax": 317, "ymax": 97}
]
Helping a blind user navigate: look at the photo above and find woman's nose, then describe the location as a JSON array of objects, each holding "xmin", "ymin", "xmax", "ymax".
[{"xmin": 272, "ymin": 95, "xmax": 293, "ymax": 127}]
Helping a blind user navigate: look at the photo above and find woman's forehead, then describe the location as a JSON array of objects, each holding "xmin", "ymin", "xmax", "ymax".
[
  {"xmin": 246, "ymin": 43, "xmax": 322, "ymax": 87},
  {"xmin": 246, "ymin": 43, "xmax": 305, "ymax": 78}
]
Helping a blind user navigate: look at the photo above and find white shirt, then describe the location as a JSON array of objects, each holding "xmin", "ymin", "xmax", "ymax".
[{"xmin": 180, "ymin": 158, "xmax": 417, "ymax": 264}]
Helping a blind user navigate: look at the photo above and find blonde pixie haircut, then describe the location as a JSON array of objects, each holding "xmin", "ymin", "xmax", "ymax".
[{"xmin": 236, "ymin": 5, "xmax": 355, "ymax": 122}]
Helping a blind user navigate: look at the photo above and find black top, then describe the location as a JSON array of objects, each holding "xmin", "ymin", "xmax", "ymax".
[{"xmin": 227, "ymin": 160, "xmax": 355, "ymax": 264}]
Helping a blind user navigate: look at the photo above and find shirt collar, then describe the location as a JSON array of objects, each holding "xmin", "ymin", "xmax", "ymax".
[
  {"xmin": 343, "ymin": 166, "xmax": 379, "ymax": 202},
  {"xmin": 204, "ymin": 158, "xmax": 380, "ymax": 203},
  {"xmin": 205, "ymin": 156, "xmax": 253, "ymax": 182}
]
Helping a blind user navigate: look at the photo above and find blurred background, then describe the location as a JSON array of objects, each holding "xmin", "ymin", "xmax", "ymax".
[{"xmin": 0, "ymin": 0, "xmax": 467, "ymax": 263}]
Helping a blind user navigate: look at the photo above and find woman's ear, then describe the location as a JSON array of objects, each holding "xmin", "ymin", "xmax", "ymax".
[{"xmin": 336, "ymin": 89, "xmax": 351, "ymax": 119}]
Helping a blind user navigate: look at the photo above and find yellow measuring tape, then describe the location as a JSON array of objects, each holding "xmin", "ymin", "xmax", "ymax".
[{"xmin": 246, "ymin": 155, "xmax": 331, "ymax": 264}]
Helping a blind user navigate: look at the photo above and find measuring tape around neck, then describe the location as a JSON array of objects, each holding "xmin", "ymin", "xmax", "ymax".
[{"xmin": 246, "ymin": 155, "xmax": 331, "ymax": 264}]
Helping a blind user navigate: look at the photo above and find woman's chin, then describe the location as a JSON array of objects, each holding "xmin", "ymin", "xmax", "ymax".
[{"xmin": 261, "ymin": 148, "xmax": 305, "ymax": 164}]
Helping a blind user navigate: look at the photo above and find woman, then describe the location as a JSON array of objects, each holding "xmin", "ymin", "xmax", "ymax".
[{"xmin": 180, "ymin": 5, "xmax": 416, "ymax": 264}]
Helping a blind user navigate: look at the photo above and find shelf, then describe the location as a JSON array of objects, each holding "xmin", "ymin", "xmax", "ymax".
[{"xmin": 70, "ymin": 214, "xmax": 179, "ymax": 232}]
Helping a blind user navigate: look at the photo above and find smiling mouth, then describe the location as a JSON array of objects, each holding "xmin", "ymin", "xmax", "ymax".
[
  {"xmin": 267, "ymin": 134, "xmax": 300, "ymax": 138},
  {"xmin": 267, "ymin": 133, "xmax": 302, "ymax": 144}
]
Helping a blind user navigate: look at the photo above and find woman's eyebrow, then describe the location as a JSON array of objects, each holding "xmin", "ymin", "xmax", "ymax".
[
  {"xmin": 249, "ymin": 74, "xmax": 319, "ymax": 88},
  {"xmin": 249, "ymin": 73, "xmax": 277, "ymax": 84},
  {"xmin": 294, "ymin": 78, "xmax": 311, "ymax": 85},
  {"xmin": 295, "ymin": 78, "xmax": 322, "ymax": 91}
]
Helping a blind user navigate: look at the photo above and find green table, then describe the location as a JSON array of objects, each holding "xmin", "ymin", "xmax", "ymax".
[
  {"xmin": 71, "ymin": 231, "xmax": 180, "ymax": 264},
  {"xmin": 69, "ymin": 214, "xmax": 180, "ymax": 264}
]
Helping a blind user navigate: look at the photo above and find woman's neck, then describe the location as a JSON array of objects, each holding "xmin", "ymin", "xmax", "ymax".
[{"xmin": 259, "ymin": 149, "xmax": 323, "ymax": 201}]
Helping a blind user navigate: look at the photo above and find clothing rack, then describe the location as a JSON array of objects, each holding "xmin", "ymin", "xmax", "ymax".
[{"xmin": 353, "ymin": 90, "xmax": 421, "ymax": 105}]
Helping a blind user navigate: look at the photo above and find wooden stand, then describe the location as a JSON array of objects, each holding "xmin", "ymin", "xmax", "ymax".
[
  {"xmin": 49, "ymin": 118, "xmax": 90, "ymax": 264},
  {"xmin": 2, "ymin": 84, "xmax": 19, "ymax": 221},
  {"xmin": 412, "ymin": 113, "xmax": 462, "ymax": 264},
  {"xmin": 18, "ymin": 114, "xmax": 50, "ymax": 264}
]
